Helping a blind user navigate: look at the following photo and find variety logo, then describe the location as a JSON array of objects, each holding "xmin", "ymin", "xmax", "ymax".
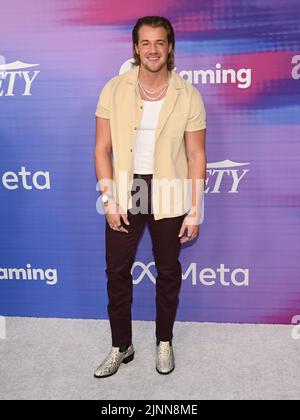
[
  {"xmin": 95, "ymin": 159, "xmax": 250, "ymax": 214},
  {"xmin": 206, "ymin": 159, "xmax": 250, "ymax": 193},
  {"xmin": 1, "ymin": 166, "xmax": 51, "ymax": 190},
  {"xmin": 132, "ymin": 262, "xmax": 249, "ymax": 287},
  {"xmin": 0, "ymin": 264, "xmax": 57, "ymax": 286},
  {"xmin": 291, "ymin": 55, "xmax": 300, "ymax": 80},
  {"xmin": 0, "ymin": 60, "xmax": 40, "ymax": 96},
  {"xmin": 120, "ymin": 59, "xmax": 252, "ymax": 89}
]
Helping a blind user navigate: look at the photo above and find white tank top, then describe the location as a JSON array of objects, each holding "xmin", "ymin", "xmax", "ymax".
[{"xmin": 133, "ymin": 98, "xmax": 165, "ymax": 174}]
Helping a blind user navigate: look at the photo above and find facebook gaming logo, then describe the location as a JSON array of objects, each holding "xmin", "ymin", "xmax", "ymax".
[{"xmin": 120, "ymin": 59, "xmax": 252, "ymax": 89}]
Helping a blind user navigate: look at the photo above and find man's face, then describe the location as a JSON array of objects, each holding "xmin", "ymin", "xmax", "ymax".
[{"xmin": 135, "ymin": 25, "xmax": 172, "ymax": 73}]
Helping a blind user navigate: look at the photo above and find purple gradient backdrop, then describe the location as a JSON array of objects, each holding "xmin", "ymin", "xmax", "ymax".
[{"xmin": 0, "ymin": 0, "xmax": 299, "ymax": 323}]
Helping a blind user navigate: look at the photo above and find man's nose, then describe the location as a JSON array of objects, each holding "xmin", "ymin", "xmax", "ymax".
[{"xmin": 149, "ymin": 45, "xmax": 158, "ymax": 53}]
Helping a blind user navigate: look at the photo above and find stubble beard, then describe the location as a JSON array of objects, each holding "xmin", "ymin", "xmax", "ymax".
[{"xmin": 140, "ymin": 56, "xmax": 169, "ymax": 74}]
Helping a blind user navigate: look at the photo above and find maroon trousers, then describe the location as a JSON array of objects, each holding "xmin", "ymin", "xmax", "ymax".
[{"xmin": 105, "ymin": 173, "xmax": 186, "ymax": 347}]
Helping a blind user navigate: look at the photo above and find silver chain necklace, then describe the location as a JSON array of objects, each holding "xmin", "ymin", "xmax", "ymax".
[
  {"xmin": 138, "ymin": 73, "xmax": 170, "ymax": 100},
  {"xmin": 138, "ymin": 78, "xmax": 169, "ymax": 94},
  {"xmin": 138, "ymin": 82, "xmax": 168, "ymax": 100}
]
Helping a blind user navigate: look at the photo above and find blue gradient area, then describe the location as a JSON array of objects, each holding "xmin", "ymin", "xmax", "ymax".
[
  {"xmin": 253, "ymin": 106, "xmax": 300, "ymax": 125},
  {"xmin": 175, "ymin": 38, "xmax": 298, "ymax": 55},
  {"xmin": 228, "ymin": 79, "xmax": 300, "ymax": 116}
]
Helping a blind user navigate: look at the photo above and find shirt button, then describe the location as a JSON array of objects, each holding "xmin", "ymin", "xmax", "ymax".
[
  {"xmin": 134, "ymin": 127, "xmax": 137, "ymax": 130},
  {"xmin": 140, "ymin": 106, "xmax": 143, "ymax": 109}
]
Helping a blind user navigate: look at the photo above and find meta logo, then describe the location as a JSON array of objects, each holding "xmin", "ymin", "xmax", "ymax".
[
  {"xmin": 1, "ymin": 166, "xmax": 51, "ymax": 190},
  {"xmin": 291, "ymin": 55, "xmax": 300, "ymax": 80},
  {"xmin": 132, "ymin": 262, "xmax": 249, "ymax": 287},
  {"xmin": 120, "ymin": 59, "xmax": 252, "ymax": 89},
  {"xmin": 0, "ymin": 60, "xmax": 40, "ymax": 96}
]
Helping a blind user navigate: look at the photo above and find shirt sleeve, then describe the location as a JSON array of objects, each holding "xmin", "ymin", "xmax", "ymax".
[
  {"xmin": 185, "ymin": 87, "xmax": 206, "ymax": 132},
  {"xmin": 95, "ymin": 80, "xmax": 111, "ymax": 119}
]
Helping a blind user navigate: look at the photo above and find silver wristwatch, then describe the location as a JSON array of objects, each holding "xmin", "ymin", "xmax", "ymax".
[{"xmin": 101, "ymin": 194, "xmax": 114, "ymax": 207}]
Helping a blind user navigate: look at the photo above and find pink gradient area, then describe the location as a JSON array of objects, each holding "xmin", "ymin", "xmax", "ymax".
[
  {"xmin": 218, "ymin": 51, "xmax": 294, "ymax": 105},
  {"xmin": 62, "ymin": 0, "xmax": 179, "ymax": 25},
  {"xmin": 62, "ymin": 1, "xmax": 215, "ymax": 33},
  {"xmin": 259, "ymin": 309, "xmax": 300, "ymax": 325}
]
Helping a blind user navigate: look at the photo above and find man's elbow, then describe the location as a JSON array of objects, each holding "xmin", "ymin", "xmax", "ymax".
[
  {"xmin": 187, "ymin": 152, "xmax": 206, "ymax": 167},
  {"xmin": 94, "ymin": 143, "xmax": 112, "ymax": 158}
]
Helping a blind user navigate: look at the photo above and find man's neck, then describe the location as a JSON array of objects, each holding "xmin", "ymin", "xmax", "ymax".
[{"xmin": 138, "ymin": 65, "xmax": 170, "ymax": 89}]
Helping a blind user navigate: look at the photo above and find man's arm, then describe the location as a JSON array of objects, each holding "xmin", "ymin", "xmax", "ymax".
[
  {"xmin": 184, "ymin": 128, "xmax": 207, "ymax": 222},
  {"xmin": 94, "ymin": 116, "xmax": 114, "ymax": 196},
  {"xmin": 94, "ymin": 116, "xmax": 129, "ymax": 230}
]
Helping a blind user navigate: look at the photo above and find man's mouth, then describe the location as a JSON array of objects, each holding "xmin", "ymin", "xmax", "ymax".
[{"xmin": 147, "ymin": 56, "xmax": 160, "ymax": 61}]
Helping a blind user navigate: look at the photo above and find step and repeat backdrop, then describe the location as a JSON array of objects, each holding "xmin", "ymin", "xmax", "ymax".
[{"xmin": 0, "ymin": 0, "xmax": 299, "ymax": 324}]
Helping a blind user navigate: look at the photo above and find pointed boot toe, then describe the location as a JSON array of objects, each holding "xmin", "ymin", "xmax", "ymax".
[
  {"xmin": 94, "ymin": 344, "xmax": 134, "ymax": 378},
  {"xmin": 156, "ymin": 341, "xmax": 175, "ymax": 375}
]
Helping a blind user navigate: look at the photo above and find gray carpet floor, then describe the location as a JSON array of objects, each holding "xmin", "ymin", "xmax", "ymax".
[{"xmin": 0, "ymin": 317, "xmax": 299, "ymax": 400}]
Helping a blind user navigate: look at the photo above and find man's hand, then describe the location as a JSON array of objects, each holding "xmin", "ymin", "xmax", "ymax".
[
  {"xmin": 178, "ymin": 209, "xmax": 200, "ymax": 244},
  {"xmin": 105, "ymin": 199, "xmax": 130, "ymax": 233}
]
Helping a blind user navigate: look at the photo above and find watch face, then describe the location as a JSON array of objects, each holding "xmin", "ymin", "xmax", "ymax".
[{"xmin": 102, "ymin": 195, "xmax": 108, "ymax": 203}]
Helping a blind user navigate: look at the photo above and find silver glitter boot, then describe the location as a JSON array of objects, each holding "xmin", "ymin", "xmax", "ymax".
[
  {"xmin": 156, "ymin": 341, "xmax": 175, "ymax": 375},
  {"xmin": 94, "ymin": 344, "xmax": 135, "ymax": 378}
]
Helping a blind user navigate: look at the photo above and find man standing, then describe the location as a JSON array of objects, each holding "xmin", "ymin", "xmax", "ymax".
[{"xmin": 94, "ymin": 16, "xmax": 206, "ymax": 378}]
